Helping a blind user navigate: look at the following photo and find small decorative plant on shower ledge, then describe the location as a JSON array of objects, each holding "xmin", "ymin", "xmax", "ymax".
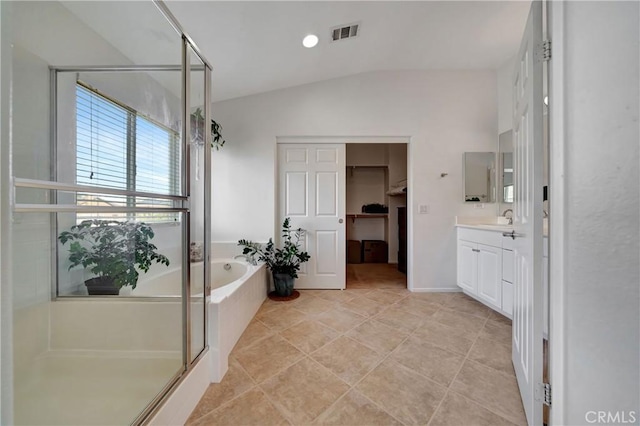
[
  {"xmin": 238, "ymin": 218, "xmax": 310, "ymax": 298},
  {"xmin": 58, "ymin": 220, "xmax": 170, "ymax": 296},
  {"xmin": 190, "ymin": 107, "xmax": 226, "ymax": 150}
]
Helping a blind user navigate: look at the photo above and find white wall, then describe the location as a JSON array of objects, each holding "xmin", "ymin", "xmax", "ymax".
[
  {"xmin": 211, "ymin": 70, "xmax": 498, "ymax": 290},
  {"xmin": 550, "ymin": 1, "xmax": 639, "ymax": 424}
]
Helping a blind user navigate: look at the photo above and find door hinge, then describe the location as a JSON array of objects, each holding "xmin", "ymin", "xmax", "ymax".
[
  {"xmin": 537, "ymin": 382, "xmax": 552, "ymax": 406},
  {"xmin": 542, "ymin": 40, "xmax": 551, "ymax": 62}
]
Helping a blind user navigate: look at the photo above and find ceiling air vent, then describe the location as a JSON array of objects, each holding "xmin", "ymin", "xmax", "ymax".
[{"xmin": 331, "ymin": 23, "xmax": 360, "ymax": 42}]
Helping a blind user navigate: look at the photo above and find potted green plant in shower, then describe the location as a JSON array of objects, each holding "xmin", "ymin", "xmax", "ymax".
[
  {"xmin": 58, "ymin": 220, "xmax": 170, "ymax": 295},
  {"xmin": 238, "ymin": 218, "xmax": 310, "ymax": 298}
]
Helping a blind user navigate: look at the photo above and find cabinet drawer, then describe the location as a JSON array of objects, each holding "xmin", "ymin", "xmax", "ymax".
[
  {"xmin": 457, "ymin": 228, "xmax": 502, "ymax": 248},
  {"xmin": 502, "ymin": 249, "xmax": 514, "ymax": 283}
]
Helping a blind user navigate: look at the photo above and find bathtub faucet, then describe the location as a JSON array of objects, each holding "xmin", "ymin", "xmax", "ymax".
[{"xmin": 234, "ymin": 254, "xmax": 257, "ymax": 265}]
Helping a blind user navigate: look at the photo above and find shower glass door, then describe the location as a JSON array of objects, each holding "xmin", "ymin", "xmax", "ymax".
[{"xmin": 1, "ymin": 1, "xmax": 212, "ymax": 424}]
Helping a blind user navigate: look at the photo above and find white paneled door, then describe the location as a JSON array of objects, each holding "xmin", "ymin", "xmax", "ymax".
[
  {"xmin": 512, "ymin": 1, "xmax": 544, "ymax": 425},
  {"xmin": 278, "ymin": 143, "xmax": 346, "ymax": 289}
]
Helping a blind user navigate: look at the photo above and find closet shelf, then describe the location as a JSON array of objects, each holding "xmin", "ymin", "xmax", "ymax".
[{"xmin": 346, "ymin": 213, "xmax": 388, "ymax": 223}]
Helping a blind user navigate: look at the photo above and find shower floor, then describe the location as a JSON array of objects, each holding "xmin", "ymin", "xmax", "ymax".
[{"xmin": 14, "ymin": 351, "xmax": 182, "ymax": 425}]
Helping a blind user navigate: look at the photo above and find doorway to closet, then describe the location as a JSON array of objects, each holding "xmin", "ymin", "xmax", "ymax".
[{"xmin": 346, "ymin": 143, "xmax": 407, "ymax": 290}]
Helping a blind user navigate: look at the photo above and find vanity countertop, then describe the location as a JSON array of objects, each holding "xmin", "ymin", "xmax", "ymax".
[
  {"xmin": 455, "ymin": 223, "xmax": 514, "ymax": 232},
  {"xmin": 455, "ymin": 216, "xmax": 548, "ymax": 237}
]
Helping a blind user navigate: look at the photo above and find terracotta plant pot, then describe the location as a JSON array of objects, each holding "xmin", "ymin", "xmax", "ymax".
[
  {"xmin": 85, "ymin": 276, "xmax": 119, "ymax": 295},
  {"xmin": 272, "ymin": 273, "xmax": 294, "ymax": 297}
]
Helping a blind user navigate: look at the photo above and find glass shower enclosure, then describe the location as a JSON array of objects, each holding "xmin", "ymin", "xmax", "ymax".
[{"xmin": 0, "ymin": 1, "xmax": 211, "ymax": 424}]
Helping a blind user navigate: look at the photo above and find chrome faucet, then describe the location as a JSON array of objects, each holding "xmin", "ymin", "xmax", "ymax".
[
  {"xmin": 502, "ymin": 209, "xmax": 514, "ymax": 225},
  {"xmin": 234, "ymin": 254, "xmax": 257, "ymax": 265}
]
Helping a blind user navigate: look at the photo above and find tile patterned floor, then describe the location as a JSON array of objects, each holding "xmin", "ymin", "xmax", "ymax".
[{"xmin": 187, "ymin": 264, "xmax": 526, "ymax": 425}]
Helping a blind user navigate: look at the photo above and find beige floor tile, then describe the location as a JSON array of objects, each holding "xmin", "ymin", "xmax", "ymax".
[
  {"xmin": 233, "ymin": 320, "xmax": 275, "ymax": 353},
  {"xmin": 190, "ymin": 270, "xmax": 526, "ymax": 426},
  {"xmin": 256, "ymin": 306, "xmax": 308, "ymax": 332},
  {"xmin": 280, "ymin": 320, "xmax": 340, "ymax": 354},
  {"xmin": 315, "ymin": 308, "xmax": 367, "ymax": 333},
  {"xmin": 311, "ymin": 336, "xmax": 382, "ymax": 385},
  {"xmin": 336, "ymin": 297, "xmax": 388, "ymax": 317},
  {"xmin": 430, "ymin": 391, "xmax": 520, "ymax": 426},
  {"xmin": 343, "ymin": 288, "xmax": 375, "ymax": 296},
  {"xmin": 431, "ymin": 308, "xmax": 486, "ymax": 336},
  {"xmin": 479, "ymin": 318, "xmax": 512, "ymax": 346},
  {"xmin": 313, "ymin": 390, "xmax": 403, "ymax": 426},
  {"xmin": 315, "ymin": 290, "xmax": 358, "ymax": 303},
  {"xmin": 187, "ymin": 359, "xmax": 255, "ymax": 423},
  {"xmin": 346, "ymin": 319, "xmax": 409, "ymax": 355},
  {"xmin": 443, "ymin": 294, "xmax": 493, "ymax": 318},
  {"xmin": 408, "ymin": 292, "xmax": 454, "ymax": 305},
  {"xmin": 389, "ymin": 336, "xmax": 464, "ymax": 386},
  {"xmin": 364, "ymin": 290, "xmax": 407, "ymax": 305},
  {"xmin": 260, "ymin": 358, "xmax": 350, "ymax": 424},
  {"xmin": 190, "ymin": 388, "xmax": 289, "ymax": 426},
  {"xmin": 412, "ymin": 320, "xmax": 476, "ymax": 355},
  {"xmin": 234, "ymin": 334, "xmax": 304, "ymax": 383},
  {"xmin": 374, "ymin": 306, "xmax": 425, "ymax": 332},
  {"xmin": 488, "ymin": 309, "xmax": 512, "ymax": 325},
  {"xmin": 450, "ymin": 360, "xmax": 527, "ymax": 425},
  {"xmin": 292, "ymin": 296, "xmax": 335, "ymax": 315},
  {"xmin": 468, "ymin": 337, "xmax": 514, "ymax": 375},
  {"xmin": 357, "ymin": 360, "xmax": 446, "ymax": 425},
  {"xmin": 393, "ymin": 297, "xmax": 441, "ymax": 318}
]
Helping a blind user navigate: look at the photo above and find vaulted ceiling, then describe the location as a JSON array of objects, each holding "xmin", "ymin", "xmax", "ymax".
[
  {"xmin": 165, "ymin": 1, "xmax": 530, "ymax": 102},
  {"xmin": 63, "ymin": 1, "xmax": 531, "ymax": 103}
]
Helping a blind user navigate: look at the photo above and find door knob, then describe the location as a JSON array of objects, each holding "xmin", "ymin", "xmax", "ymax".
[{"xmin": 339, "ymin": 218, "xmax": 344, "ymax": 224}]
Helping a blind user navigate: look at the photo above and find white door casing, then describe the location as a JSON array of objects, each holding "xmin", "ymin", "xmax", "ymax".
[
  {"xmin": 512, "ymin": 1, "xmax": 544, "ymax": 425},
  {"xmin": 278, "ymin": 143, "xmax": 346, "ymax": 289}
]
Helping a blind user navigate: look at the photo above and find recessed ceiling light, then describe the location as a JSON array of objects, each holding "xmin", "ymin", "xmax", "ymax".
[{"xmin": 302, "ymin": 34, "xmax": 319, "ymax": 48}]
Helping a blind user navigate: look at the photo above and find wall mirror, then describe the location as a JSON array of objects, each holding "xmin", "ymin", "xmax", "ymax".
[
  {"xmin": 463, "ymin": 152, "xmax": 496, "ymax": 203},
  {"xmin": 499, "ymin": 131, "xmax": 514, "ymax": 203}
]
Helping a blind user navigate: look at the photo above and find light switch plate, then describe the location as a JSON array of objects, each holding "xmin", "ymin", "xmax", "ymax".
[{"xmin": 418, "ymin": 204, "xmax": 429, "ymax": 214}]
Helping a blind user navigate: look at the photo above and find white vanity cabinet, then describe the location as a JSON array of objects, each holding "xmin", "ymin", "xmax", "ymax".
[
  {"xmin": 456, "ymin": 228, "xmax": 504, "ymax": 313},
  {"xmin": 457, "ymin": 226, "xmax": 550, "ymax": 323}
]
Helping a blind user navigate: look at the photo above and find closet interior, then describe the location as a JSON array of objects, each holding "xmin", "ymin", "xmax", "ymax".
[{"xmin": 346, "ymin": 143, "xmax": 407, "ymax": 287}]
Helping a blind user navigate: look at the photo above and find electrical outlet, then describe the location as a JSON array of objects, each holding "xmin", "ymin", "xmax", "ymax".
[
  {"xmin": 474, "ymin": 203, "xmax": 485, "ymax": 209},
  {"xmin": 418, "ymin": 204, "xmax": 429, "ymax": 214}
]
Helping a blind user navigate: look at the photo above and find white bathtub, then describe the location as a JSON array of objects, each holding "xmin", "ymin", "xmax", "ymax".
[
  {"xmin": 131, "ymin": 259, "xmax": 268, "ymax": 382},
  {"xmin": 130, "ymin": 259, "xmax": 252, "ymax": 297}
]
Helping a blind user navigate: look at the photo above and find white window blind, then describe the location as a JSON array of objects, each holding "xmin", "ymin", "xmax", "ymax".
[{"xmin": 75, "ymin": 84, "xmax": 180, "ymax": 223}]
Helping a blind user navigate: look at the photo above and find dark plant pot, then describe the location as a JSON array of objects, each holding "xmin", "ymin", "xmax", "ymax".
[
  {"xmin": 85, "ymin": 276, "xmax": 119, "ymax": 296},
  {"xmin": 272, "ymin": 273, "xmax": 295, "ymax": 297}
]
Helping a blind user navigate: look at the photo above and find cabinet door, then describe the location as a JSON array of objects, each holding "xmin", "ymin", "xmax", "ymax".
[
  {"xmin": 457, "ymin": 240, "xmax": 477, "ymax": 293},
  {"xmin": 502, "ymin": 280, "xmax": 513, "ymax": 317},
  {"xmin": 477, "ymin": 243, "xmax": 502, "ymax": 310}
]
